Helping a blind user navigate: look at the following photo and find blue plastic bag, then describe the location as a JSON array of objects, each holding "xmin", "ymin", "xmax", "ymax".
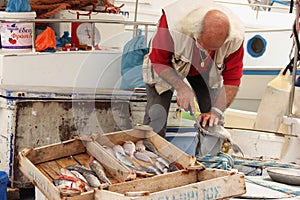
[
  {"xmin": 6, "ymin": 0, "xmax": 32, "ymax": 12},
  {"xmin": 120, "ymin": 30, "xmax": 149, "ymax": 90}
]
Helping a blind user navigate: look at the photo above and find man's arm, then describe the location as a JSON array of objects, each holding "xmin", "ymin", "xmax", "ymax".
[{"xmin": 159, "ymin": 68, "xmax": 196, "ymax": 112}]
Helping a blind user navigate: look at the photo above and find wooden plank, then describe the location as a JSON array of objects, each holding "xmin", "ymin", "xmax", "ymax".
[
  {"xmin": 7, "ymin": 187, "xmax": 20, "ymax": 200},
  {"xmin": 36, "ymin": 165, "xmax": 54, "ymax": 182},
  {"xmin": 73, "ymin": 153, "xmax": 91, "ymax": 168},
  {"xmin": 86, "ymin": 141, "xmax": 136, "ymax": 182},
  {"xmin": 133, "ymin": 173, "xmax": 246, "ymax": 200},
  {"xmin": 107, "ymin": 170, "xmax": 198, "ymax": 194},
  {"xmin": 56, "ymin": 155, "xmax": 80, "ymax": 168},
  {"xmin": 96, "ymin": 172, "xmax": 246, "ymax": 200},
  {"xmin": 38, "ymin": 161, "xmax": 62, "ymax": 180},
  {"xmin": 197, "ymin": 168, "xmax": 234, "ymax": 181},
  {"xmin": 24, "ymin": 139, "xmax": 86, "ymax": 164}
]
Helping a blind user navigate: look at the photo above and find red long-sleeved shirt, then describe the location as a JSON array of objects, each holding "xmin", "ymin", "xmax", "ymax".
[{"xmin": 149, "ymin": 13, "xmax": 244, "ymax": 86}]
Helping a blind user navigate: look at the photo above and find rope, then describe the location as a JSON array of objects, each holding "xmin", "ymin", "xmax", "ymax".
[
  {"xmin": 196, "ymin": 152, "xmax": 234, "ymax": 170},
  {"xmin": 29, "ymin": 0, "xmax": 101, "ymax": 19},
  {"xmin": 197, "ymin": 153, "xmax": 300, "ymax": 171},
  {"xmin": 246, "ymin": 176, "xmax": 300, "ymax": 196},
  {"xmin": 234, "ymin": 158, "xmax": 300, "ymax": 169}
]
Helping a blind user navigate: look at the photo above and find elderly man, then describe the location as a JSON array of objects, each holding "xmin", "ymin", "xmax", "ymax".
[{"xmin": 143, "ymin": 0, "xmax": 244, "ymax": 155}]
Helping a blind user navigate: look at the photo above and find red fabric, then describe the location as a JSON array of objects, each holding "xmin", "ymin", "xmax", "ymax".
[{"xmin": 149, "ymin": 13, "xmax": 244, "ymax": 86}]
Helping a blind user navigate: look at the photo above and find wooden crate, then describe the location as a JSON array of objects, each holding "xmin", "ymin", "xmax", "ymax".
[
  {"xmin": 18, "ymin": 137, "xmax": 136, "ymax": 200},
  {"xmin": 18, "ymin": 126, "xmax": 246, "ymax": 200},
  {"xmin": 95, "ymin": 169, "xmax": 246, "ymax": 200},
  {"xmin": 92, "ymin": 125, "xmax": 246, "ymax": 199}
]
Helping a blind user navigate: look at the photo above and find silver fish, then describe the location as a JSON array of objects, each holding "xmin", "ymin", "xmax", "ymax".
[
  {"xmin": 143, "ymin": 139, "xmax": 158, "ymax": 154},
  {"xmin": 147, "ymin": 165, "xmax": 162, "ymax": 175},
  {"xmin": 60, "ymin": 168, "xmax": 77, "ymax": 178},
  {"xmin": 135, "ymin": 140, "xmax": 146, "ymax": 151},
  {"xmin": 82, "ymin": 172, "xmax": 101, "ymax": 188},
  {"xmin": 66, "ymin": 164, "xmax": 96, "ymax": 176},
  {"xmin": 206, "ymin": 126, "xmax": 244, "ymax": 156},
  {"xmin": 137, "ymin": 165, "xmax": 153, "ymax": 174},
  {"xmin": 70, "ymin": 170, "xmax": 88, "ymax": 184},
  {"xmin": 143, "ymin": 150, "xmax": 159, "ymax": 158},
  {"xmin": 156, "ymin": 157, "xmax": 170, "ymax": 168},
  {"xmin": 115, "ymin": 151, "xmax": 136, "ymax": 169},
  {"xmin": 53, "ymin": 179, "xmax": 84, "ymax": 192},
  {"xmin": 134, "ymin": 151, "xmax": 153, "ymax": 163},
  {"xmin": 89, "ymin": 160, "xmax": 112, "ymax": 185},
  {"xmin": 103, "ymin": 145, "xmax": 116, "ymax": 157},
  {"xmin": 123, "ymin": 141, "xmax": 136, "ymax": 158},
  {"xmin": 169, "ymin": 162, "xmax": 184, "ymax": 172},
  {"xmin": 155, "ymin": 161, "xmax": 168, "ymax": 173},
  {"xmin": 113, "ymin": 144, "xmax": 126, "ymax": 155}
]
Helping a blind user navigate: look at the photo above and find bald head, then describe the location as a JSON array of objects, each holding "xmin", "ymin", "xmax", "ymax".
[{"xmin": 198, "ymin": 10, "xmax": 230, "ymax": 50}]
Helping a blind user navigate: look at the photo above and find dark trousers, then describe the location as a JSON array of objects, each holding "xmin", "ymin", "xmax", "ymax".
[{"xmin": 143, "ymin": 74, "xmax": 212, "ymax": 137}]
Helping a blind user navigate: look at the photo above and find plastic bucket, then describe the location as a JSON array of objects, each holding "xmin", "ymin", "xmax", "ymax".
[
  {"xmin": 0, "ymin": 171, "xmax": 8, "ymax": 200},
  {"xmin": 0, "ymin": 11, "xmax": 36, "ymax": 51}
]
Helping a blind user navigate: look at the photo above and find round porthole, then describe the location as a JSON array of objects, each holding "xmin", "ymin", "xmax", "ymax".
[{"xmin": 247, "ymin": 35, "xmax": 267, "ymax": 58}]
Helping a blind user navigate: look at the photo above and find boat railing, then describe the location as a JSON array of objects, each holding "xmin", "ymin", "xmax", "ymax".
[{"xmin": 0, "ymin": 17, "xmax": 158, "ymax": 52}]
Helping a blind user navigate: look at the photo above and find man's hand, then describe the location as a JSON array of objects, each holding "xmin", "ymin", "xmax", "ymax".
[
  {"xmin": 176, "ymin": 85, "xmax": 196, "ymax": 113},
  {"xmin": 159, "ymin": 68, "xmax": 197, "ymax": 113},
  {"xmin": 197, "ymin": 110, "xmax": 225, "ymax": 127}
]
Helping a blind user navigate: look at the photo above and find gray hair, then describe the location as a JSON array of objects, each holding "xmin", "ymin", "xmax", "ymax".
[{"xmin": 180, "ymin": 6, "xmax": 230, "ymax": 40}]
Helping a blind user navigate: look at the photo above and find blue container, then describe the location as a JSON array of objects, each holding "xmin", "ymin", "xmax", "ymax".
[{"xmin": 0, "ymin": 171, "xmax": 8, "ymax": 200}]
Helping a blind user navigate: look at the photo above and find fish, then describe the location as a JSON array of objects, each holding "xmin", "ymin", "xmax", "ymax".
[
  {"xmin": 137, "ymin": 165, "xmax": 160, "ymax": 175},
  {"xmin": 89, "ymin": 157, "xmax": 112, "ymax": 185},
  {"xmin": 134, "ymin": 151, "xmax": 153, "ymax": 163},
  {"xmin": 82, "ymin": 172, "xmax": 101, "ymax": 188},
  {"xmin": 155, "ymin": 161, "xmax": 168, "ymax": 173},
  {"xmin": 113, "ymin": 144, "xmax": 126, "ymax": 155},
  {"xmin": 143, "ymin": 150, "xmax": 159, "ymax": 158},
  {"xmin": 103, "ymin": 145, "xmax": 116, "ymax": 157},
  {"xmin": 137, "ymin": 165, "xmax": 154, "ymax": 174},
  {"xmin": 70, "ymin": 170, "xmax": 88, "ymax": 184},
  {"xmin": 169, "ymin": 162, "xmax": 184, "ymax": 172},
  {"xmin": 147, "ymin": 165, "xmax": 162, "ymax": 175},
  {"xmin": 156, "ymin": 156, "xmax": 170, "ymax": 168},
  {"xmin": 60, "ymin": 168, "xmax": 77, "ymax": 178},
  {"xmin": 135, "ymin": 140, "xmax": 146, "ymax": 151},
  {"xmin": 136, "ymin": 140, "xmax": 158, "ymax": 158},
  {"xmin": 205, "ymin": 126, "xmax": 244, "ymax": 156},
  {"xmin": 54, "ymin": 177, "xmax": 85, "ymax": 192},
  {"xmin": 66, "ymin": 164, "xmax": 97, "ymax": 176},
  {"xmin": 123, "ymin": 141, "xmax": 136, "ymax": 158},
  {"xmin": 143, "ymin": 139, "xmax": 159, "ymax": 154},
  {"xmin": 115, "ymin": 151, "xmax": 136, "ymax": 169}
]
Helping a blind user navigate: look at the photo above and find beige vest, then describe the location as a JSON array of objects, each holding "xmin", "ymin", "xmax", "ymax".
[{"xmin": 143, "ymin": 0, "xmax": 245, "ymax": 94}]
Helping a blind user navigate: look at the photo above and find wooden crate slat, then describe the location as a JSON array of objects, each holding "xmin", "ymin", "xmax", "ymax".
[
  {"xmin": 107, "ymin": 170, "xmax": 198, "ymax": 194},
  {"xmin": 56, "ymin": 154, "xmax": 84, "ymax": 168},
  {"xmin": 25, "ymin": 139, "xmax": 86, "ymax": 164},
  {"xmin": 38, "ymin": 161, "xmax": 62, "ymax": 180},
  {"xmin": 72, "ymin": 153, "xmax": 91, "ymax": 168}
]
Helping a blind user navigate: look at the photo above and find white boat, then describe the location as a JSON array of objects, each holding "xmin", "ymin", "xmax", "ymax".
[{"xmin": 1, "ymin": 0, "xmax": 300, "ymax": 198}]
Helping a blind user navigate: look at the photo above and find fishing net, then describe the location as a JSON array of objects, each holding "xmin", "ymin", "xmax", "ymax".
[{"xmin": 29, "ymin": 0, "xmax": 123, "ymax": 19}]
